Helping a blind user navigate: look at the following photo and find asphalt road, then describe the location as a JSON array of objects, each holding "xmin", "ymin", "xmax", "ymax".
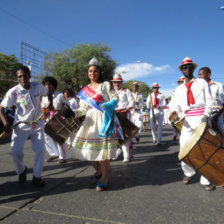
[{"xmin": 0, "ymin": 125, "xmax": 224, "ymax": 224}]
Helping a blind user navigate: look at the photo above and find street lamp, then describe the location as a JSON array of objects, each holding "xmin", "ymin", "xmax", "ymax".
[{"xmin": 221, "ymin": 6, "xmax": 224, "ymax": 10}]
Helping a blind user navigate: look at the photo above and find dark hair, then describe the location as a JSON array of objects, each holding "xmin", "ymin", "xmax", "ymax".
[
  {"xmin": 87, "ymin": 65, "xmax": 104, "ymax": 84},
  {"xmin": 17, "ymin": 66, "xmax": 30, "ymax": 76},
  {"xmin": 42, "ymin": 76, "xmax": 58, "ymax": 89},
  {"xmin": 199, "ymin": 67, "xmax": 211, "ymax": 75},
  {"xmin": 63, "ymin": 88, "xmax": 74, "ymax": 97}
]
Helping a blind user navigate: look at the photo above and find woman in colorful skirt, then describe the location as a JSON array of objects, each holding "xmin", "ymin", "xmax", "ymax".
[{"xmin": 70, "ymin": 58, "xmax": 118, "ymax": 192}]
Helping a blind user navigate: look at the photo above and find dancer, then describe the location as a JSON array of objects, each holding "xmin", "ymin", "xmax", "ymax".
[
  {"xmin": 131, "ymin": 82, "xmax": 144, "ymax": 142},
  {"xmin": 147, "ymin": 83, "xmax": 166, "ymax": 146},
  {"xmin": 42, "ymin": 76, "xmax": 67, "ymax": 164},
  {"xmin": 0, "ymin": 66, "xmax": 52, "ymax": 186},
  {"xmin": 170, "ymin": 57, "xmax": 215, "ymax": 191},
  {"xmin": 70, "ymin": 58, "xmax": 119, "ymax": 191},
  {"xmin": 111, "ymin": 73, "xmax": 135, "ymax": 162}
]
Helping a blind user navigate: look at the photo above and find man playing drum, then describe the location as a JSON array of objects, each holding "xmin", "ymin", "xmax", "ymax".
[
  {"xmin": 198, "ymin": 67, "xmax": 224, "ymax": 133},
  {"xmin": 131, "ymin": 82, "xmax": 144, "ymax": 142},
  {"xmin": 111, "ymin": 73, "xmax": 135, "ymax": 162},
  {"xmin": 42, "ymin": 77, "xmax": 68, "ymax": 164},
  {"xmin": 0, "ymin": 66, "xmax": 52, "ymax": 187},
  {"xmin": 170, "ymin": 57, "xmax": 215, "ymax": 191},
  {"xmin": 146, "ymin": 83, "xmax": 166, "ymax": 146}
]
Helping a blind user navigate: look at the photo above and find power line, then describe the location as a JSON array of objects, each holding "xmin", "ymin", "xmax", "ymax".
[{"xmin": 0, "ymin": 7, "xmax": 70, "ymax": 47}]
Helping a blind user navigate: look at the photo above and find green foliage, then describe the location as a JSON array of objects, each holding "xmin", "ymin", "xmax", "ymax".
[
  {"xmin": 0, "ymin": 53, "xmax": 23, "ymax": 96},
  {"xmin": 41, "ymin": 44, "xmax": 116, "ymax": 93},
  {"xmin": 122, "ymin": 80, "xmax": 151, "ymax": 98}
]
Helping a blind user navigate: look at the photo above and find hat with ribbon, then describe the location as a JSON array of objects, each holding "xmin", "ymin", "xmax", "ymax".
[
  {"xmin": 152, "ymin": 82, "xmax": 160, "ymax": 88},
  {"xmin": 132, "ymin": 82, "xmax": 139, "ymax": 86},
  {"xmin": 111, "ymin": 73, "xmax": 123, "ymax": 82},
  {"xmin": 178, "ymin": 57, "xmax": 197, "ymax": 70},
  {"xmin": 178, "ymin": 76, "xmax": 185, "ymax": 82}
]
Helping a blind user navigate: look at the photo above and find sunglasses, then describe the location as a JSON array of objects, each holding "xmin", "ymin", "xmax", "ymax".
[
  {"xmin": 113, "ymin": 81, "xmax": 122, "ymax": 84},
  {"xmin": 181, "ymin": 64, "xmax": 194, "ymax": 70}
]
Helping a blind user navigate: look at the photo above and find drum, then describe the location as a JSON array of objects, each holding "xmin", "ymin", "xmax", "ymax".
[
  {"xmin": 178, "ymin": 122, "xmax": 224, "ymax": 187},
  {"xmin": 116, "ymin": 112, "xmax": 139, "ymax": 145},
  {"xmin": 173, "ymin": 117, "xmax": 185, "ymax": 134},
  {"xmin": 44, "ymin": 112, "xmax": 84, "ymax": 145}
]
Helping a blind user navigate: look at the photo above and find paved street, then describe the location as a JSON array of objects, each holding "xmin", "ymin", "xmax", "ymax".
[{"xmin": 0, "ymin": 125, "xmax": 224, "ymax": 224}]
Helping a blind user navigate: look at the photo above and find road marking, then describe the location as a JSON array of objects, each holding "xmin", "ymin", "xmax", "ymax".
[{"xmin": 0, "ymin": 205, "xmax": 127, "ymax": 224}]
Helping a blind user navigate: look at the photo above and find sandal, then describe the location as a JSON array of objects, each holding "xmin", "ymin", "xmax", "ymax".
[
  {"xmin": 96, "ymin": 183, "xmax": 108, "ymax": 192},
  {"xmin": 89, "ymin": 173, "xmax": 102, "ymax": 185},
  {"xmin": 183, "ymin": 175, "xmax": 195, "ymax": 184},
  {"xmin": 203, "ymin": 184, "xmax": 216, "ymax": 191}
]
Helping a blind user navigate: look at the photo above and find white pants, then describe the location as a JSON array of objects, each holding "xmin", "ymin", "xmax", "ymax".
[
  {"xmin": 132, "ymin": 112, "xmax": 143, "ymax": 137},
  {"xmin": 150, "ymin": 112, "xmax": 164, "ymax": 144},
  {"xmin": 163, "ymin": 109, "xmax": 169, "ymax": 125},
  {"xmin": 115, "ymin": 141, "xmax": 131, "ymax": 161},
  {"xmin": 44, "ymin": 133, "xmax": 66, "ymax": 159},
  {"xmin": 180, "ymin": 115, "xmax": 210, "ymax": 186},
  {"xmin": 11, "ymin": 127, "xmax": 45, "ymax": 178}
]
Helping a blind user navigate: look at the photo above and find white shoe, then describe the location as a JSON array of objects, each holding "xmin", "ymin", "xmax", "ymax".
[{"xmin": 123, "ymin": 159, "xmax": 130, "ymax": 163}]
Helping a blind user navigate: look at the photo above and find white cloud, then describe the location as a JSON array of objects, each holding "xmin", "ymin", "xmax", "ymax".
[
  {"xmin": 115, "ymin": 62, "xmax": 172, "ymax": 81},
  {"xmin": 160, "ymin": 88, "xmax": 175, "ymax": 98}
]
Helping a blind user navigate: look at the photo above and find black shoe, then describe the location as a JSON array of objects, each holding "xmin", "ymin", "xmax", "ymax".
[
  {"xmin": 135, "ymin": 137, "xmax": 140, "ymax": 142},
  {"xmin": 19, "ymin": 166, "xmax": 27, "ymax": 183},
  {"xmin": 32, "ymin": 176, "xmax": 45, "ymax": 187}
]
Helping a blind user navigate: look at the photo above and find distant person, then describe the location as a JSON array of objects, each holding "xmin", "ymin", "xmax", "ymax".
[
  {"xmin": 146, "ymin": 83, "xmax": 166, "ymax": 146},
  {"xmin": 198, "ymin": 67, "xmax": 224, "ymax": 133},
  {"xmin": 63, "ymin": 88, "xmax": 79, "ymax": 149},
  {"xmin": 131, "ymin": 82, "xmax": 144, "ymax": 142},
  {"xmin": 0, "ymin": 66, "xmax": 52, "ymax": 187},
  {"xmin": 170, "ymin": 76, "xmax": 185, "ymax": 141}
]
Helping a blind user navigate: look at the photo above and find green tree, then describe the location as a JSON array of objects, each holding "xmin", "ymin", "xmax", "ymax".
[
  {"xmin": 122, "ymin": 80, "xmax": 151, "ymax": 98},
  {"xmin": 0, "ymin": 53, "xmax": 23, "ymax": 96},
  {"xmin": 42, "ymin": 44, "xmax": 116, "ymax": 93}
]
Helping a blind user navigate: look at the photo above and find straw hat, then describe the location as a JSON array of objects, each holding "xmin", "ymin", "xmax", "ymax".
[
  {"xmin": 178, "ymin": 57, "xmax": 197, "ymax": 70},
  {"xmin": 178, "ymin": 76, "xmax": 185, "ymax": 82},
  {"xmin": 111, "ymin": 73, "xmax": 123, "ymax": 82},
  {"xmin": 152, "ymin": 82, "xmax": 160, "ymax": 88},
  {"xmin": 132, "ymin": 82, "xmax": 139, "ymax": 86}
]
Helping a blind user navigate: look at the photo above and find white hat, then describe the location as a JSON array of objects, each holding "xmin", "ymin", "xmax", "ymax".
[
  {"xmin": 132, "ymin": 82, "xmax": 139, "ymax": 86},
  {"xmin": 178, "ymin": 57, "xmax": 197, "ymax": 70},
  {"xmin": 152, "ymin": 82, "xmax": 160, "ymax": 88},
  {"xmin": 178, "ymin": 76, "xmax": 185, "ymax": 82},
  {"xmin": 88, "ymin": 57, "xmax": 100, "ymax": 67},
  {"xmin": 111, "ymin": 73, "xmax": 123, "ymax": 82}
]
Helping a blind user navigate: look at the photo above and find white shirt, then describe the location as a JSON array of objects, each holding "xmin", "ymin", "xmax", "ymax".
[
  {"xmin": 146, "ymin": 92, "xmax": 166, "ymax": 114},
  {"xmin": 116, "ymin": 88, "xmax": 135, "ymax": 110},
  {"xmin": 67, "ymin": 97, "xmax": 78, "ymax": 110},
  {"xmin": 132, "ymin": 92, "xmax": 144, "ymax": 111},
  {"xmin": 42, "ymin": 91, "xmax": 66, "ymax": 111},
  {"xmin": 1, "ymin": 82, "xmax": 48, "ymax": 130},
  {"xmin": 209, "ymin": 80, "xmax": 224, "ymax": 109},
  {"xmin": 170, "ymin": 78, "xmax": 213, "ymax": 116}
]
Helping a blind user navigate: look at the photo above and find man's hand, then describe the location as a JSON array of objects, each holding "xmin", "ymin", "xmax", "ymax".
[
  {"xmin": 201, "ymin": 115, "xmax": 208, "ymax": 123},
  {"xmin": 126, "ymin": 106, "xmax": 131, "ymax": 111}
]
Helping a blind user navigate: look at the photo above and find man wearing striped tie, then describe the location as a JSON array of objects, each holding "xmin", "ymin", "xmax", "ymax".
[{"xmin": 170, "ymin": 57, "xmax": 215, "ymax": 191}]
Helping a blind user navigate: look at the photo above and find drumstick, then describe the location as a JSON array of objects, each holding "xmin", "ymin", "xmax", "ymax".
[{"xmin": 148, "ymin": 89, "xmax": 156, "ymax": 123}]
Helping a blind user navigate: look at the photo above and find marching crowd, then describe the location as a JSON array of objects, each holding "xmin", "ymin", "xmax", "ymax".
[{"xmin": 0, "ymin": 57, "xmax": 224, "ymax": 192}]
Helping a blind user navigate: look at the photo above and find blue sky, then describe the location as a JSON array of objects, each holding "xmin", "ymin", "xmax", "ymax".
[{"xmin": 1, "ymin": 0, "xmax": 224, "ymax": 96}]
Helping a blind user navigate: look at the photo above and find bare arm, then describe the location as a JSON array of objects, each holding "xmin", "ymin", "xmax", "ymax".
[{"xmin": 0, "ymin": 106, "xmax": 11, "ymax": 133}]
